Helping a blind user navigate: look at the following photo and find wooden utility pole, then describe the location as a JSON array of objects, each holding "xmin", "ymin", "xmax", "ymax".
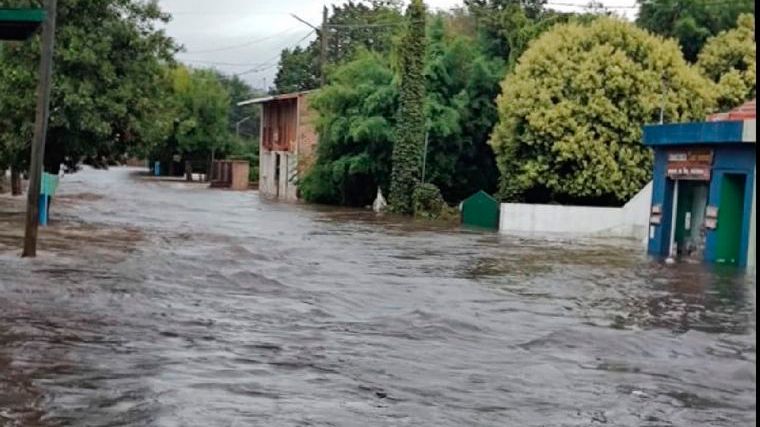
[
  {"xmin": 320, "ymin": 6, "xmax": 328, "ymax": 86},
  {"xmin": 22, "ymin": 0, "xmax": 57, "ymax": 258}
]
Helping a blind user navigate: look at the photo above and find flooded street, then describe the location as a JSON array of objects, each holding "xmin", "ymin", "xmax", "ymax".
[{"xmin": 0, "ymin": 167, "xmax": 755, "ymax": 426}]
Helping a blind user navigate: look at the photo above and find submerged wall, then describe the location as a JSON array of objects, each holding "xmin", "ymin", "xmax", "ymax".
[{"xmin": 499, "ymin": 182, "xmax": 652, "ymax": 243}]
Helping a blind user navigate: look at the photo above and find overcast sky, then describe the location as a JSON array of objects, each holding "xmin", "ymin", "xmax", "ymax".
[{"xmin": 157, "ymin": 0, "xmax": 638, "ymax": 91}]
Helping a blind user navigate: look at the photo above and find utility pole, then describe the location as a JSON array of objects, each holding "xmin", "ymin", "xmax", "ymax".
[
  {"xmin": 290, "ymin": 6, "xmax": 329, "ymax": 86},
  {"xmin": 421, "ymin": 130, "xmax": 429, "ymax": 184},
  {"xmin": 22, "ymin": 0, "xmax": 57, "ymax": 258},
  {"xmin": 320, "ymin": 6, "xmax": 328, "ymax": 86}
]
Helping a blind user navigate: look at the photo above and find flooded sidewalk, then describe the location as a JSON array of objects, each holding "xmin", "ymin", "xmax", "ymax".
[{"xmin": 0, "ymin": 167, "xmax": 755, "ymax": 426}]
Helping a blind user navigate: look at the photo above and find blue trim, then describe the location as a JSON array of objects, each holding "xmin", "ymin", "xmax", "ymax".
[{"xmin": 643, "ymin": 121, "xmax": 745, "ymax": 146}]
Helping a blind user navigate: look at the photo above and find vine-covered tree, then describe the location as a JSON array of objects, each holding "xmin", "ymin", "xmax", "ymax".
[
  {"xmin": 388, "ymin": 0, "xmax": 427, "ymax": 214},
  {"xmin": 490, "ymin": 17, "xmax": 715, "ymax": 206},
  {"xmin": 697, "ymin": 14, "xmax": 756, "ymax": 111}
]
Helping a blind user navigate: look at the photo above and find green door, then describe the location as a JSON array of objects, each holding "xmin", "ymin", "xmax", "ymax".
[
  {"xmin": 674, "ymin": 181, "xmax": 694, "ymax": 253},
  {"xmin": 715, "ymin": 174, "xmax": 746, "ymax": 265}
]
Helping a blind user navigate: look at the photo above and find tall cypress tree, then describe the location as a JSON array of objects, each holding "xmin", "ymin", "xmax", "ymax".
[{"xmin": 388, "ymin": 0, "xmax": 427, "ymax": 214}]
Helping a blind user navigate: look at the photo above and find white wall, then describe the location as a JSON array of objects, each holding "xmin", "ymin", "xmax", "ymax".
[
  {"xmin": 748, "ymin": 167, "xmax": 756, "ymax": 271},
  {"xmin": 499, "ymin": 182, "xmax": 653, "ymax": 243}
]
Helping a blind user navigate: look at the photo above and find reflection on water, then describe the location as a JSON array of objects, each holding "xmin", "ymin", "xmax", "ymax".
[{"xmin": 0, "ymin": 167, "xmax": 755, "ymax": 426}]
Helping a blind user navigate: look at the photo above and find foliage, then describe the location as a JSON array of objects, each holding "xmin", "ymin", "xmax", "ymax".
[
  {"xmin": 412, "ymin": 182, "xmax": 445, "ymax": 218},
  {"xmin": 388, "ymin": 0, "xmax": 427, "ymax": 214},
  {"xmin": 463, "ymin": 0, "xmax": 588, "ymax": 69},
  {"xmin": 301, "ymin": 15, "xmax": 504, "ymax": 207},
  {"xmin": 299, "ymin": 52, "xmax": 397, "ymax": 206},
  {"xmin": 697, "ymin": 14, "xmax": 756, "ymax": 111},
  {"xmin": 423, "ymin": 17, "xmax": 503, "ymax": 202},
  {"xmin": 274, "ymin": 0, "xmax": 404, "ymax": 94},
  {"xmin": 636, "ymin": 0, "xmax": 755, "ymax": 62},
  {"xmin": 0, "ymin": 0, "xmax": 177, "ymax": 173},
  {"xmin": 491, "ymin": 17, "xmax": 715, "ymax": 206},
  {"xmin": 273, "ymin": 46, "xmax": 319, "ymax": 94},
  {"xmin": 167, "ymin": 67, "xmax": 231, "ymax": 157}
]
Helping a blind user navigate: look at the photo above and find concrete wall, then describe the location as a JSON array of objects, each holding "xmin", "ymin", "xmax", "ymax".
[
  {"xmin": 748, "ymin": 166, "xmax": 756, "ymax": 271},
  {"xmin": 499, "ymin": 182, "xmax": 652, "ymax": 242},
  {"xmin": 259, "ymin": 150, "xmax": 299, "ymax": 201}
]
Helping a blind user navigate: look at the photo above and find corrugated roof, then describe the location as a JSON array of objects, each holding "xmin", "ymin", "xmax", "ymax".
[
  {"xmin": 707, "ymin": 99, "xmax": 756, "ymax": 121},
  {"xmin": 237, "ymin": 90, "xmax": 315, "ymax": 107}
]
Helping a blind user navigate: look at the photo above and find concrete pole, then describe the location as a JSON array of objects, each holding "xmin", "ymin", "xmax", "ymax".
[
  {"xmin": 22, "ymin": 0, "xmax": 57, "ymax": 258},
  {"xmin": 320, "ymin": 6, "xmax": 328, "ymax": 87}
]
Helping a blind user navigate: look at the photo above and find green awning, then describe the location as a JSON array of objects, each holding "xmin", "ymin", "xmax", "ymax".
[{"xmin": 0, "ymin": 8, "xmax": 45, "ymax": 41}]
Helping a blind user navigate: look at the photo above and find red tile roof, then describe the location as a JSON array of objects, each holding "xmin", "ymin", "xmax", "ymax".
[{"xmin": 707, "ymin": 99, "xmax": 756, "ymax": 121}]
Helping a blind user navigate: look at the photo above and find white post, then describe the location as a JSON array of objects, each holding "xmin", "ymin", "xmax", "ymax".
[{"xmin": 667, "ymin": 180, "xmax": 679, "ymax": 262}]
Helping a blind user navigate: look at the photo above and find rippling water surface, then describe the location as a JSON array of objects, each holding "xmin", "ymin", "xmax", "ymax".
[{"xmin": 0, "ymin": 167, "xmax": 755, "ymax": 426}]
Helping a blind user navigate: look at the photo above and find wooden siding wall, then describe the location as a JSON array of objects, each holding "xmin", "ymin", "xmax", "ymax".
[{"xmin": 262, "ymin": 98, "xmax": 298, "ymax": 152}]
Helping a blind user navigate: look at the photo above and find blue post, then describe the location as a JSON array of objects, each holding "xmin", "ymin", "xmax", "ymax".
[
  {"xmin": 154, "ymin": 161, "xmax": 160, "ymax": 176},
  {"xmin": 38, "ymin": 194, "xmax": 48, "ymax": 226}
]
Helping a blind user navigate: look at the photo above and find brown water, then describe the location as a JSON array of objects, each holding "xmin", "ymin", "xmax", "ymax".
[{"xmin": 0, "ymin": 167, "xmax": 755, "ymax": 426}]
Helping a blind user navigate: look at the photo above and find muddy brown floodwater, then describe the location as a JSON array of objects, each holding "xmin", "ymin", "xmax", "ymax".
[{"xmin": 0, "ymin": 167, "xmax": 755, "ymax": 426}]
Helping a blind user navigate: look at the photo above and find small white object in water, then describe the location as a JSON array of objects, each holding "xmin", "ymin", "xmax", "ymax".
[
  {"xmin": 372, "ymin": 188, "xmax": 387, "ymax": 213},
  {"xmin": 632, "ymin": 390, "xmax": 648, "ymax": 398},
  {"xmin": 665, "ymin": 257, "xmax": 675, "ymax": 265}
]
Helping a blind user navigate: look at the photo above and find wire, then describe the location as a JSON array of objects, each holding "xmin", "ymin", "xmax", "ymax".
[
  {"xmin": 184, "ymin": 27, "xmax": 301, "ymax": 54},
  {"xmin": 234, "ymin": 30, "xmax": 316, "ymax": 77}
]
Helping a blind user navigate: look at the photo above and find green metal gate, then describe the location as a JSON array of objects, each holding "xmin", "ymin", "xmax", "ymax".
[{"xmin": 461, "ymin": 191, "xmax": 500, "ymax": 230}]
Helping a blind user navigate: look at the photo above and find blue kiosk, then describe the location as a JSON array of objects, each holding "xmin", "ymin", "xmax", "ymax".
[{"xmin": 642, "ymin": 100, "xmax": 756, "ymax": 269}]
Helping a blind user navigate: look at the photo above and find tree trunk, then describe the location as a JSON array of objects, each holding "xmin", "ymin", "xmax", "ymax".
[
  {"xmin": 185, "ymin": 161, "xmax": 193, "ymax": 182},
  {"xmin": 10, "ymin": 165, "xmax": 22, "ymax": 196}
]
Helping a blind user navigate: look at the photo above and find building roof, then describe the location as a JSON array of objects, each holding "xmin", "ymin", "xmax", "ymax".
[
  {"xmin": 0, "ymin": 8, "xmax": 45, "ymax": 41},
  {"xmin": 643, "ymin": 99, "xmax": 756, "ymax": 147},
  {"xmin": 708, "ymin": 99, "xmax": 756, "ymax": 122},
  {"xmin": 237, "ymin": 90, "xmax": 315, "ymax": 107}
]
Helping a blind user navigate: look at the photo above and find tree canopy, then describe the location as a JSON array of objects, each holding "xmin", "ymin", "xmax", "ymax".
[
  {"xmin": 636, "ymin": 0, "xmax": 755, "ymax": 62},
  {"xmin": 490, "ymin": 17, "xmax": 715, "ymax": 206},
  {"xmin": 697, "ymin": 14, "xmax": 756, "ymax": 111},
  {"xmin": 0, "ymin": 0, "xmax": 177, "ymax": 173}
]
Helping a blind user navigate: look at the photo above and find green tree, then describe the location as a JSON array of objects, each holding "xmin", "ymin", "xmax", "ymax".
[
  {"xmin": 388, "ymin": 0, "xmax": 427, "ymax": 214},
  {"xmin": 636, "ymin": 0, "xmax": 755, "ymax": 62},
  {"xmin": 300, "ymin": 16, "xmax": 504, "ymax": 207},
  {"xmin": 697, "ymin": 14, "xmax": 756, "ymax": 111},
  {"xmin": 165, "ymin": 66, "xmax": 232, "ymax": 160},
  {"xmin": 491, "ymin": 17, "xmax": 715, "ymax": 206},
  {"xmin": 0, "ymin": 0, "xmax": 177, "ymax": 177},
  {"xmin": 299, "ymin": 52, "xmax": 397, "ymax": 205}
]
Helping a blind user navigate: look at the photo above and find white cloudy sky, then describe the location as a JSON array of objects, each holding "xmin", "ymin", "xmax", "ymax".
[{"xmin": 157, "ymin": 0, "xmax": 638, "ymax": 91}]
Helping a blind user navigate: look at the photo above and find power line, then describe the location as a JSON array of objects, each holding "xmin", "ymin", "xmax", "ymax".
[
  {"xmin": 183, "ymin": 27, "xmax": 301, "ymax": 54},
  {"xmin": 234, "ymin": 30, "xmax": 316, "ymax": 77}
]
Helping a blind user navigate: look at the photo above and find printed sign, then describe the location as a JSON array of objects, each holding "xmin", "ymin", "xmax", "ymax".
[
  {"xmin": 666, "ymin": 149, "xmax": 713, "ymax": 181},
  {"xmin": 706, "ymin": 205, "xmax": 719, "ymax": 218}
]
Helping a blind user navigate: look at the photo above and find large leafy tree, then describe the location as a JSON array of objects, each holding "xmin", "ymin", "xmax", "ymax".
[
  {"xmin": 0, "ymin": 0, "xmax": 177, "ymax": 176},
  {"xmin": 299, "ymin": 52, "xmax": 397, "ymax": 205},
  {"xmin": 697, "ymin": 14, "xmax": 756, "ymax": 111},
  {"xmin": 490, "ymin": 17, "xmax": 715, "ymax": 206},
  {"xmin": 388, "ymin": 0, "xmax": 427, "ymax": 214},
  {"xmin": 636, "ymin": 0, "xmax": 755, "ymax": 62},
  {"xmin": 162, "ymin": 67, "xmax": 232, "ymax": 160}
]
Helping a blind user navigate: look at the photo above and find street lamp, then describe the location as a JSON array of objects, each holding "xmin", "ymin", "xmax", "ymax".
[{"xmin": 236, "ymin": 116, "xmax": 252, "ymax": 138}]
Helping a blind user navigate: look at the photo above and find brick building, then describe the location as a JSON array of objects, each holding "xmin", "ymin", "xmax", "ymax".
[{"xmin": 238, "ymin": 91, "xmax": 318, "ymax": 201}]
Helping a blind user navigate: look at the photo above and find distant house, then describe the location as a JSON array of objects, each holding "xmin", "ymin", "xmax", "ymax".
[{"xmin": 238, "ymin": 91, "xmax": 318, "ymax": 201}]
